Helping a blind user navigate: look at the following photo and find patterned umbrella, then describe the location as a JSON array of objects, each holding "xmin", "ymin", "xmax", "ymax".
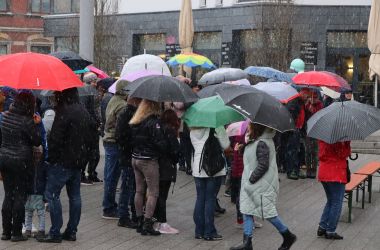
[
  {"xmin": 245, "ymin": 66, "xmax": 293, "ymax": 83},
  {"xmin": 167, "ymin": 53, "xmax": 216, "ymax": 69}
]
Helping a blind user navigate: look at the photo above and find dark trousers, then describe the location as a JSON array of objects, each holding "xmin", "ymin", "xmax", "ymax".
[
  {"xmin": 1, "ymin": 171, "xmax": 27, "ymax": 237},
  {"xmin": 231, "ymin": 177, "xmax": 242, "ymax": 221},
  {"xmin": 45, "ymin": 164, "xmax": 82, "ymax": 238},
  {"xmin": 118, "ymin": 166, "xmax": 136, "ymax": 219},
  {"xmin": 82, "ymin": 138, "xmax": 100, "ymax": 179},
  {"xmin": 284, "ymin": 130, "xmax": 301, "ymax": 174},
  {"xmin": 153, "ymin": 180, "xmax": 172, "ymax": 223}
]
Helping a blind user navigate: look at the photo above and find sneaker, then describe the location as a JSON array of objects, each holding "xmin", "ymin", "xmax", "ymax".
[
  {"xmin": 224, "ymin": 190, "xmax": 231, "ymax": 197},
  {"xmin": 90, "ymin": 176, "xmax": 103, "ymax": 183},
  {"xmin": 325, "ymin": 232, "xmax": 343, "ymax": 240},
  {"xmin": 11, "ymin": 235, "xmax": 28, "ymax": 242},
  {"xmin": 81, "ymin": 176, "xmax": 93, "ymax": 186},
  {"xmin": 204, "ymin": 234, "xmax": 223, "ymax": 241},
  {"xmin": 1, "ymin": 234, "xmax": 11, "ymax": 241},
  {"xmin": 287, "ymin": 171, "xmax": 299, "ymax": 180},
  {"xmin": 254, "ymin": 222, "xmax": 263, "ymax": 228},
  {"xmin": 118, "ymin": 217, "xmax": 138, "ymax": 229},
  {"xmin": 102, "ymin": 211, "xmax": 119, "ymax": 220},
  {"xmin": 35, "ymin": 231, "xmax": 45, "ymax": 240},
  {"xmin": 158, "ymin": 223, "xmax": 179, "ymax": 234}
]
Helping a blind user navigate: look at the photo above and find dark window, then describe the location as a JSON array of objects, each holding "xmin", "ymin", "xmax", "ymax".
[
  {"xmin": 53, "ymin": 0, "xmax": 79, "ymax": 13},
  {"xmin": 0, "ymin": 0, "xmax": 7, "ymax": 11},
  {"xmin": 0, "ymin": 44, "xmax": 7, "ymax": 55},
  {"xmin": 31, "ymin": 0, "xmax": 51, "ymax": 13},
  {"xmin": 132, "ymin": 34, "xmax": 166, "ymax": 56},
  {"xmin": 30, "ymin": 45, "xmax": 52, "ymax": 54}
]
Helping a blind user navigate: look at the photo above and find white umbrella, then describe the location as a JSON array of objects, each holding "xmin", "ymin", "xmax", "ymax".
[
  {"xmin": 368, "ymin": 0, "xmax": 380, "ymax": 106},
  {"xmin": 120, "ymin": 54, "xmax": 171, "ymax": 78}
]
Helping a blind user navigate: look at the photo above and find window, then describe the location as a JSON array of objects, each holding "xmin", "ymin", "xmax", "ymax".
[
  {"xmin": 0, "ymin": 44, "xmax": 7, "ymax": 55},
  {"xmin": 0, "ymin": 0, "xmax": 7, "ymax": 11},
  {"xmin": 30, "ymin": 45, "xmax": 52, "ymax": 54},
  {"xmin": 55, "ymin": 37, "xmax": 79, "ymax": 53},
  {"xmin": 216, "ymin": 0, "xmax": 223, "ymax": 6},
  {"xmin": 327, "ymin": 32, "xmax": 367, "ymax": 49},
  {"xmin": 199, "ymin": 0, "xmax": 206, "ymax": 7},
  {"xmin": 53, "ymin": 0, "xmax": 79, "ymax": 14},
  {"xmin": 31, "ymin": 0, "xmax": 51, "ymax": 13},
  {"xmin": 132, "ymin": 34, "xmax": 166, "ymax": 56}
]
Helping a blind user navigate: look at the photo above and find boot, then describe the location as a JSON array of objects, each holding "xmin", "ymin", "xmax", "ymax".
[
  {"xmin": 215, "ymin": 198, "xmax": 226, "ymax": 214},
  {"xmin": 141, "ymin": 218, "xmax": 161, "ymax": 236},
  {"xmin": 278, "ymin": 229, "xmax": 297, "ymax": 250},
  {"xmin": 230, "ymin": 234, "xmax": 252, "ymax": 250},
  {"xmin": 136, "ymin": 216, "xmax": 144, "ymax": 233}
]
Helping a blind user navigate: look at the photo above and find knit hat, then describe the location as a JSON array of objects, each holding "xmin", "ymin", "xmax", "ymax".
[{"xmin": 290, "ymin": 58, "xmax": 305, "ymax": 73}]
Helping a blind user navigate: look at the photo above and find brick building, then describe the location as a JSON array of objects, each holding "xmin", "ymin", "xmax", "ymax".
[{"xmin": 0, "ymin": 0, "xmax": 79, "ymax": 55}]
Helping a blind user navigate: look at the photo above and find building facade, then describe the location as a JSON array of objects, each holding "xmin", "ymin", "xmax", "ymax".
[
  {"xmin": 0, "ymin": 0, "xmax": 80, "ymax": 55},
  {"xmin": 44, "ymin": 1, "xmax": 374, "ymax": 103}
]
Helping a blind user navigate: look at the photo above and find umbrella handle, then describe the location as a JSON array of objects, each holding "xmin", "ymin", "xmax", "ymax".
[{"xmin": 349, "ymin": 153, "xmax": 358, "ymax": 161}]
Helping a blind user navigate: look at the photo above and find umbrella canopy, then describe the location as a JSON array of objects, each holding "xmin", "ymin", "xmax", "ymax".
[
  {"xmin": 126, "ymin": 75, "xmax": 199, "ymax": 103},
  {"xmin": 87, "ymin": 65, "xmax": 110, "ymax": 79},
  {"xmin": 0, "ymin": 52, "xmax": 83, "ymax": 91},
  {"xmin": 179, "ymin": 0, "xmax": 194, "ymax": 77},
  {"xmin": 108, "ymin": 70, "xmax": 161, "ymax": 94},
  {"xmin": 50, "ymin": 51, "xmax": 92, "ymax": 71},
  {"xmin": 368, "ymin": 0, "xmax": 380, "ymax": 80},
  {"xmin": 183, "ymin": 96, "xmax": 244, "ymax": 128},
  {"xmin": 223, "ymin": 79, "xmax": 251, "ymax": 86},
  {"xmin": 167, "ymin": 53, "xmax": 216, "ymax": 69},
  {"xmin": 245, "ymin": 66, "xmax": 293, "ymax": 83},
  {"xmin": 217, "ymin": 86, "xmax": 295, "ymax": 132},
  {"xmin": 292, "ymin": 71, "xmax": 351, "ymax": 91},
  {"xmin": 120, "ymin": 54, "xmax": 171, "ymax": 78},
  {"xmin": 307, "ymin": 100, "xmax": 380, "ymax": 144},
  {"xmin": 253, "ymin": 82, "xmax": 300, "ymax": 104},
  {"xmin": 320, "ymin": 86, "xmax": 341, "ymax": 99},
  {"xmin": 197, "ymin": 83, "xmax": 235, "ymax": 98},
  {"xmin": 226, "ymin": 120, "xmax": 249, "ymax": 137},
  {"xmin": 199, "ymin": 68, "xmax": 248, "ymax": 85},
  {"xmin": 40, "ymin": 84, "xmax": 98, "ymax": 97}
]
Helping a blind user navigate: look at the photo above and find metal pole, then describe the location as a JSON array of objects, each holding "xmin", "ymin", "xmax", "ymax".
[
  {"xmin": 79, "ymin": 0, "xmax": 94, "ymax": 62},
  {"xmin": 375, "ymin": 75, "xmax": 378, "ymax": 108}
]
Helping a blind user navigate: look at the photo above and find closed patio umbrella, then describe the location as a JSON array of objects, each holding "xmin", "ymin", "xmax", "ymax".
[
  {"xmin": 179, "ymin": 0, "xmax": 194, "ymax": 77},
  {"xmin": 368, "ymin": 0, "xmax": 380, "ymax": 106}
]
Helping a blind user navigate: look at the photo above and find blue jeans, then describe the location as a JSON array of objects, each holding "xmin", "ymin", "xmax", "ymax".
[
  {"xmin": 243, "ymin": 214, "xmax": 288, "ymax": 237},
  {"xmin": 45, "ymin": 164, "xmax": 81, "ymax": 238},
  {"xmin": 102, "ymin": 143, "xmax": 121, "ymax": 214},
  {"xmin": 193, "ymin": 177, "xmax": 218, "ymax": 238},
  {"xmin": 118, "ymin": 166, "xmax": 136, "ymax": 219},
  {"xmin": 319, "ymin": 182, "xmax": 345, "ymax": 233}
]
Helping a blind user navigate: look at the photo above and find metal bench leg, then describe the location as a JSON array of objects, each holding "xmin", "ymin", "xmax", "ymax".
[
  {"xmin": 362, "ymin": 183, "xmax": 365, "ymax": 209},
  {"xmin": 348, "ymin": 192, "xmax": 352, "ymax": 223},
  {"xmin": 356, "ymin": 186, "xmax": 359, "ymax": 202},
  {"xmin": 368, "ymin": 176, "xmax": 372, "ymax": 203}
]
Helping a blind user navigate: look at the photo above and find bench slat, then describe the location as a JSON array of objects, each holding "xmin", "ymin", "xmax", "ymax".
[
  {"xmin": 355, "ymin": 161, "xmax": 380, "ymax": 175},
  {"xmin": 345, "ymin": 174, "xmax": 367, "ymax": 192}
]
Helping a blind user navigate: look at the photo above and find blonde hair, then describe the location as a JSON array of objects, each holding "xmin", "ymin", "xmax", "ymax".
[{"xmin": 129, "ymin": 99, "xmax": 161, "ymax": 125}]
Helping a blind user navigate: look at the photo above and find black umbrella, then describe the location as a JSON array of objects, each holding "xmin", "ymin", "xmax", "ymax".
[
  {"xmin": 307, "ymin": 100, "xmax": 380, "ymax": 144},
  {"xmin": 216, "ymin": 85, "xmax": 295, "ymax": 132},
  {"xmin": 50, "ymin": 51, "xmax": 92, "ymax": 71},
  {"xmin": 126, "ymin": 75, "xmax": 199, "ymax": 103},
  {"xmin": 40, "ymin": 85, "xmax": 98, "ymax": 97}
]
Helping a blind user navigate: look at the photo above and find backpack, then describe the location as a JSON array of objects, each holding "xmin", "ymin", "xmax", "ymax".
[{"xmin": 199, "ymin": 128, "xmax": 226, "ymax": 177}]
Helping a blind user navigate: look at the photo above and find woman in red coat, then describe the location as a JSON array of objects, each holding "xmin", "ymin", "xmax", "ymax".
[{"xmin": 317, "ymin": 140, "xmax": 351, "ymax": 240}]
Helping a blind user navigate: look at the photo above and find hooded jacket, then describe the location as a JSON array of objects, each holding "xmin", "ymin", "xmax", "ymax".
[{"xmin": 48, "ymin": 88, "xmax": 96, "ymax": 169}]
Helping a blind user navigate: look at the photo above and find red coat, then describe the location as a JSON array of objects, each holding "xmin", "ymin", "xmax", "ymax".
[
  {"xmin": 318, "ymin": 141, "xmax": 351, "ymax": 184},
  {"xmin": 231, "ymin": 135, "xmax": 245, "ymax": 178}
]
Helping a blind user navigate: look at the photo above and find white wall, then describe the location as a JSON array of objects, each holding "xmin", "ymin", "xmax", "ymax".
[{"xmin": 118, "ymin": 0, "xmax": 371, "ymax": 14}]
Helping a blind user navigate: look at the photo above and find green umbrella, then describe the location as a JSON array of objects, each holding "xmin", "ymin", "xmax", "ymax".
[{"xmin": 183, "ymin": 96, "xmax": 244, "ymax": 128}]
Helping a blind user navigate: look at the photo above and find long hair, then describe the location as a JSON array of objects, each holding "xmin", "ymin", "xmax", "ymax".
[
  {"xmin": 129, "ymin": 99, "xmax": 161, "ymax": 125},
  {"xmin": 12, "ymin": 91, "xmax": 36, "ymax": 117},
  {"xmin": 248, "ymin": 123, "xmax": 267, "ymax": 141},
  {"xmin": 161, "ymin": 109, "xmax": 180, "ymax": 132}
]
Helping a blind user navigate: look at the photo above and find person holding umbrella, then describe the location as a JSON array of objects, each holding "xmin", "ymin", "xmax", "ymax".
[{"xmin": 231, "ymin": 123, "xmax": 297, "ymax": 250}]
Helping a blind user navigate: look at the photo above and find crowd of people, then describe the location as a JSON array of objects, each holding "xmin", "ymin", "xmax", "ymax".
[{"xmin": 0, "ymin": 58, "xmax": 353, "ymax": 250}]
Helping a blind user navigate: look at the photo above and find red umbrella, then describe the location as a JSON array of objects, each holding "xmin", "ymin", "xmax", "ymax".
[
  {"xmin": 292, "ymin": 71, "xmax": 351, "ymax": 91},
  {"xmin": 0, "ymin": 52, "xmax": 83, "ymax": 91}
]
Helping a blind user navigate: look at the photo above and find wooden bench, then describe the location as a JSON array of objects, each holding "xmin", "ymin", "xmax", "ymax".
[
  {"xmin": 345, "ymin": 174, "xmax": 368, "ymax": 223},
  {"xmin": 354, "ymin": 161, "xmax": 380, "ymax": 203}
]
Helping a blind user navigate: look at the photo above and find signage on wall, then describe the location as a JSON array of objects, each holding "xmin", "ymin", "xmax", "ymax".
[
  {"xmin": 221, "ymin": 42, "xmax": 231, "ymax": 66},
  {"xmin": 300, "ymin": 42, "xmax": 318, "ymax": 65},
  {"xmin": 166, "ymin": 44, "xmax": 181, "ymax": 60}
]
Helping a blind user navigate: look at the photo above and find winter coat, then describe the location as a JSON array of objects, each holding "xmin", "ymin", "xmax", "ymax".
[
  {"xmin": 190, "ymin": 126, "xmax": 230, "ymax": 178},
  {"xmin": 30, "ymin": 148, "xmax": 47, "ymax": 196},
  {"xmin": 240, "ymin": 129, "xmax": 279, "ymax": 219},
  {"xmin": 100, "ymin": 92, "xmax": 113, "ymax": 136},
  {"xmin": 48, "ymin": 96, "xmax": 96, "ymax": 170},
  {"xmin": 103, "ymin": 94, "xmax": 127, "ymax": 143},
  {"xmin": 130, "ymin": 115, "xmax": 168, "ymax": 160},
  {"xmin": 318, "ymin": 140, "xmax": 351, "ymax": 184},
  {"xmin": 159, "ymin": 124, "xmax": 180, "ymax": 182},
  {"xmin": 231, "ymin": 135, "xmax": 245, "ymax": 178},
  {"xmin": 115, "ymin": 104, "xmax": 137, "ymax": 167}
]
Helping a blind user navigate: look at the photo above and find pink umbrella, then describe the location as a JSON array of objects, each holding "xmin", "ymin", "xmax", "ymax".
[
  {"xmin": 87, "ymin": 65, "xmax": 110, "ymax": 79},
  {"xmin": 226, "ymin": 120, "xmax": 249, "ymax": 137},
  {"xmin": 108, "ymin": 70, "xmax": 161, "ymax": 94}
]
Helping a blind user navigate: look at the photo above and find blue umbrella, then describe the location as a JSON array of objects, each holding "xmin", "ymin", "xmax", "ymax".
[{"xmin": 245, "ymin": 66, "xmax": 293, "ymax": 83}]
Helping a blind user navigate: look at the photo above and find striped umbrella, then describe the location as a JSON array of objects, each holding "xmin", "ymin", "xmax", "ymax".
[
  {"xmin": 307, "ymin": 100, "xmax": 380, "ymax": 144},
  {"xmin": 167, "ymin": 53, "xmax": 215, "ymax": 69}
]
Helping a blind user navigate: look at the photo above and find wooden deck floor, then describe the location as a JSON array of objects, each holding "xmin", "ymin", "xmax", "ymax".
[{"xmin": 0, "ymin": 152, "xmax": 379, "ymax": 250}]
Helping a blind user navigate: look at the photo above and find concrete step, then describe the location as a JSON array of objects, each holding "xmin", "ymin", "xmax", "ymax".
[
  {"xmin": 351, "ymin": 141, "xmax": 380, "ymax": 149},
  {"xmin": 351, "ymin": 148, "xmax": 380, "ymax": 155}
]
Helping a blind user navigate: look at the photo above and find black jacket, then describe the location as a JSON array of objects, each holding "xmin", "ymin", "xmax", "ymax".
[
  {"xmin": 115, "ymin": 104, "xmax": 137, "ymax": 167},
  {"xmin": 130, "ymin": 115, "xmax": 167, "ymax": 160},
  {"xmin": 48, "ymin": 90, "xmax": 96, "ymax": 169},
  {"xmin": 159, "ymin": 124, "xmax": 180, "ymax": 182}
]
